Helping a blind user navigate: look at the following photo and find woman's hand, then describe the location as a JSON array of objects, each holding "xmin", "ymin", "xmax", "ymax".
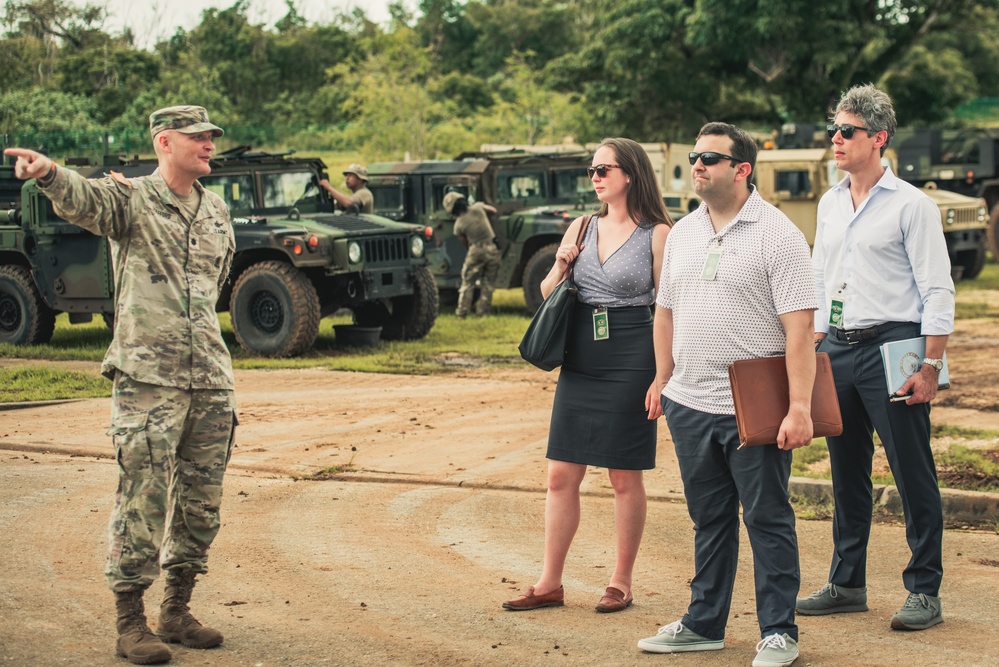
[{"xmin": 553, "ymin": 242, "xmax": 581, "ymax": 274}]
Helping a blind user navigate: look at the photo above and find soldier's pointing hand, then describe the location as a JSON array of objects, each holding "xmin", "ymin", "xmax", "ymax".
[{"xmin": 3, "ymin": 148, "xmax": 53, "ymax": 181}]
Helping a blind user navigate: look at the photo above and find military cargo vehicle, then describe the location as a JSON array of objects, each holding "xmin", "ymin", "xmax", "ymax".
[
  {"xmin": 754, "ymin": 147, "xmax": 988, "ymax": 278},
  {"xmin": 0, "ymin": 148, "xmax": 438, "ymax": 355},
  {"xmin": 897, "ymin": 127, "xmax": 999, "ymax": 260},
  {"xmin": 368, "ymin": 151, "xmax": 592, "ymax": 312}
]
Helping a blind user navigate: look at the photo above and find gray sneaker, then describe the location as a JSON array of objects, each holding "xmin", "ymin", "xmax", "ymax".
[
  {"xmin": 637, "ymin": 620, "xmax": 724, "ymax": 653},
  {"xmin": 795, "ymin": 583, "xmax": 868, "ymax": 615},
  {"xmin": 891, "ymin": 592, "xmax": 943, "ymax": 630},
  {"xmin": 753, "ymin": 633, "xmax": 798, "ymax": 667}
]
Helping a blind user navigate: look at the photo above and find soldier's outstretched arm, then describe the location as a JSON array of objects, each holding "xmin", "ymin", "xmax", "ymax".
[
  {"xmin": 4, "ymin": 148, "xmax": 54, "ymax": 181},
  {"xmin": 4, "ymin": 148, "xmax": 128, "ymax": 239}
]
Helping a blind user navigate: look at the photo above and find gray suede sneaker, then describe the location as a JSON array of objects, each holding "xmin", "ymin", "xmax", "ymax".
[
  {"xmin": 795, "ymin": 583, "xmax": 868, "ymax": 615},
  {"xmin": 753, "ymin": 633, "xmax": 799, "ymax": 667},
  {"xmin": 637, "ymin": 620, "xmax": 724, "ymax": 653},
  {"xmin": 891, "ymin": 592, "xmax": 943, "ymax": 630}
]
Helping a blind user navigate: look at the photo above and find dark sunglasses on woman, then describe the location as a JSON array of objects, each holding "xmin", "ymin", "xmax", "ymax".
[{"xmin": 587, "ymin": 164, "xmax": 620, "ymax": 178}]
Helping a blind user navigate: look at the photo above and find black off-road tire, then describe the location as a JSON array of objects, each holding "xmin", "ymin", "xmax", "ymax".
[
  {"xmin": 354, "ymin": 266, "xmax": 439, "ymax": 341},
  {"xmin": 522, "ymin": 243, "xmax": 559, "ymax": 314},
  {"xmin": 0, "ymin": 265, "xmax": 56, "ymax": 345},
  {"xmin": 958, "ymin": 238, "xmax": 988, "ymax": 280},
  {"xmin": 230, "ymin": 261, "xmax": 321, "ymax": 357}
]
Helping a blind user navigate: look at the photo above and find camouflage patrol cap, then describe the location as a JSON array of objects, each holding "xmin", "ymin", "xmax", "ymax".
[
  {"xmin": 442, "ymin": 191, "xmax": 465, "ymax": 214},
  {"xmin": 343, "ymin": 163, "xmax": 369, "ymax": 181},
  {"xmin": 149, "ymin": 105, "xmax": 224, "ymax": 139}
]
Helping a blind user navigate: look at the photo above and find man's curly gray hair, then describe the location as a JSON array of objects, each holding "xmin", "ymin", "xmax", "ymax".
[{"xmin": 832, "ymin": 84, "xmax": 897, "ymax": 156}]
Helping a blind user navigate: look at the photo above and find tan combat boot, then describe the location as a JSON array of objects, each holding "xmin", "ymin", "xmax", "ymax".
[
  {"xmin": 156, "ymin": 570, "xmax": 223, "ymax": 649},
  {"xmin": 114, "ymin": 589, "xmax": 172, "ymax": 664}
]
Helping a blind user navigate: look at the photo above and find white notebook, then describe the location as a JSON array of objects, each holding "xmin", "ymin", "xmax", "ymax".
[{"xmin": 880, "ymin": 336, "xmax": 950, "ymax": 400}]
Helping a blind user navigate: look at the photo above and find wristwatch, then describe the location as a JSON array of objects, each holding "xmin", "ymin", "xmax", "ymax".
[{"xmin": 922, "ymin": 357, "xmax": 944, "ymax": 372}]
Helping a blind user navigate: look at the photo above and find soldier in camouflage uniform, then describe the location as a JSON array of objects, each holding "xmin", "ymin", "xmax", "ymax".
[
  {"xmin": 5, "ymin": 106, "xmax": 237, "ymax": 666},
  {"xmin": 319, "ymin": 162, "xmax": 374, "ymax": 213},
  {"xmin": 443, "ymin": 192, "xmax": 501, "ymax": 318}
]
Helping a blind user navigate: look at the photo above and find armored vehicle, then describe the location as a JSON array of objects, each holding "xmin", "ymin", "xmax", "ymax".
[
  {"xmin": 0, "ymin": 148, "xmax": 438, "ymax": 355},
  {"xmin": 368, "ymin": 151, "xmax": 592, "ymax": 312},
  {"xmin": 896, "ymin": 127, "xmax": 999, "ymax": 260},
  {"xmin": 753, "ymin": 147, "xmax": 988, "ymax": 279}
]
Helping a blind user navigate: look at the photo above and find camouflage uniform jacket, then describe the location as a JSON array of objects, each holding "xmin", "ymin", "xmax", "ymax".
[
  {"xmin": 42, "ymin": 167, "xmax": 235, "ymax": 390},
  {"xmin": 453, "ymin": 202, "xmax": 496, "ymax": 246}
]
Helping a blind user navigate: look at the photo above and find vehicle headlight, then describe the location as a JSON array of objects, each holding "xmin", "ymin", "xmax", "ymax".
[
  {"xmin": 410, "ymin": 235, "xmax": 425, "ymax": 258},
  {"xmin": 980, "ymin": 206, "xmax": 987, "ymax": 223},
  {"xmin": 945, "ymin": 209, "xmax": 955, "ymax": 225},
  {"xmin": 348, "ymin": 241, "xmax": 362, "ymax": 263}
]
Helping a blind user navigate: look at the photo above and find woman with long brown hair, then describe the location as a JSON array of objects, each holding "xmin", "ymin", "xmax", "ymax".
[{"xmin": 503, "ymin": 138, "xmax": 672, "ymax": 613}]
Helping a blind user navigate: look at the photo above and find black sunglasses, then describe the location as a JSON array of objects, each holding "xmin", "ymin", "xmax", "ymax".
[
  {"xmin": 587, "ymin": 164, "xmax": 620, "ymax": 178},
  {"xmin": 688, "ymin": 151, "xmax": 741, "ymax": 167},
  {"xmin": 827, "ymin": 124, "xmax": 872, "ymax": 140}
]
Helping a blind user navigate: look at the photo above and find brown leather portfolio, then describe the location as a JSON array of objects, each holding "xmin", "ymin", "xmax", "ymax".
[{"xmin": 728, "ymin": 352, "xmax": 843, "ymax": 447}]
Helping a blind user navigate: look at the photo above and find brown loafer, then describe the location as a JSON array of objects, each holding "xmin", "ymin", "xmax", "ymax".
[
  {"xmin": 502, "ymin": 585, "xmax": 564, "ymax": 611},
  {"xmin": 595, "ymin": 586, "xmax": 633, "ymax": 613}
]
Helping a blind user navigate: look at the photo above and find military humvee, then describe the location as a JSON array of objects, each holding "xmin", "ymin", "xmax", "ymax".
[
  {"xmin": 753, "ymin": 148, "xmax": 988, "ymax": 279},
  {"xmin": 0, "ymin": 148, "xmax": 439, "ymax": 355},
  {"xmin": 367, "ymin": 151, "xmax": 593, "ymax": 312}
]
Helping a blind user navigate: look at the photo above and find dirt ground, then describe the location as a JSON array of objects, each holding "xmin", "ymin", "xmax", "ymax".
[{"xmin": 1, "ymin": 317, "xmax": 998, "ymax": 666}]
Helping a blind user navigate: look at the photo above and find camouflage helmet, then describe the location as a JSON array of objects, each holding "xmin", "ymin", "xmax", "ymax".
[
  {"xmin": 149, "ymin": 105, "xmax": 224, "ymax": 139},
  {"xmin": 343, "ymin": 163, "xmax": 369, "ymax": 181},
  {"xmin": 443, "ymin": 191, "xmax": 465, "ymax": 214}
]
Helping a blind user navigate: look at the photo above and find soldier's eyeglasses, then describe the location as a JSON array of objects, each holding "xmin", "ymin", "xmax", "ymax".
[
  {"xmin": 688, "ymin": 152, "xmax": 742, "ymax": 167},
  {"xmin": 587, "ymin": 164, "xmax": 620, "ymax": 178},
  {"xmin": 827, "ymin": 124, "xmax": 871, "ymax": 140}
]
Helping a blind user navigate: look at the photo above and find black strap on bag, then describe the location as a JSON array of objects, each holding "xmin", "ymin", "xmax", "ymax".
[{"xmin": 518, "ymin": 215, "xmax": 592, "ymax": 371}]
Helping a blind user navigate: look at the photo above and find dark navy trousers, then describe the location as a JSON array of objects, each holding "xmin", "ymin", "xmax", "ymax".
[
  {"xmin": 663, "ymin": 397, "xmax": 799, "ymax": 642},
  {"xmin": 819, "ymin": 323, "xmax": 943, "ymax": 595}
]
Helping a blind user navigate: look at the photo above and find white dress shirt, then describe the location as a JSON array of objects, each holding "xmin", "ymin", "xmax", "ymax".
[{"xmin": 812, "ymin": 166, "xmax": 955, "ymax": 336}]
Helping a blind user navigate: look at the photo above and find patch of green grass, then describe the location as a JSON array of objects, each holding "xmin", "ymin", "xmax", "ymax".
[
  {"xmin": 791, "ymin": 438, "xmax": 830, "ymax": 477},
  {"xmin": 957, "ymin": 258, "xmax": 999, "ymax": 292},
  {"xmin": 300, "ymin": 464, "xmax": 358, "ymax": 481},
  {"xmin": 0, "ymin": 366, "xmax": 111, "ymax": 402},
  {"xmin": 0, "ymin": 291, "xmax": 534, "ymax": 378},
  {"xmin": 790, "ymin": 495, "xmax": 835, "ymax": 521},
  {"xmin": 955, "ymin": 260, "xmax": 999, "ymax": 318},
  {"xmin": 937, "ymin": 444, "xmax": 999, "ymax": 493},
  {"xmin": 932, "ymin": 423, "xmax": 999, "ymax": 440}
]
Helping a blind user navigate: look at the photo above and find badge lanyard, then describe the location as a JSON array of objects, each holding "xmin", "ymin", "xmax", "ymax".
[
  {"xmin": 829, "ymin": 283, "xmax": 846, "ymax": 328},
  {"xmin": 701, "ymin": 239, "xmax": 723, "ymax": 281},
  {"xmin": 593, "ymin": 307, "xmax": 609, "ymax": 341}
]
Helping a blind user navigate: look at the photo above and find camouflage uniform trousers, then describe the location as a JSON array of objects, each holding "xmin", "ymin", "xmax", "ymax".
[
  {"xmin": 105, "ymin": 373, "xmax": 236, "ymax": 593},
  {"xmin": 456, "ymin": 242, "xmax": 502, "ymax": 317}
]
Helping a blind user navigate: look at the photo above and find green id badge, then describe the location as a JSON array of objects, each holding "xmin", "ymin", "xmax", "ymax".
[
  {"xmin": 829, "ymin": 298, "xmax": 844, "ymax": 327},
  {"xmin": 701, "ymin": 246, "xmax": 723, "ymax": 281},
  {"xmin": 593, "ymin": 307, "xmax": 609, "ymax": 341}
]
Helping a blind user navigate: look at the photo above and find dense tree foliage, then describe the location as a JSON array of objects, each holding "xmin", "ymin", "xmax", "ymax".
[{"xmin": 2, "ymin": 0, "xmax": 997, "ymax": 158}]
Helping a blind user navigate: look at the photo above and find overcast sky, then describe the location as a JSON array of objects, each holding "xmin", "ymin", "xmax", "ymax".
[{"xmin": 69, "ymin": 0, "xmax": 413, "ymax": 47}]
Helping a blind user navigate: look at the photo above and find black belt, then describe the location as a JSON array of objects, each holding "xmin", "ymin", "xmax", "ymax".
[{"xmin": 830, "ymin": 321, "xmax": 913, "ymax": 344}]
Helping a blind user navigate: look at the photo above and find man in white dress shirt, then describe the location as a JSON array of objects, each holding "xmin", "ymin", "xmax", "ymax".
[{"xmin": 799, "ymin": 84, "xmax": 955, "ymax": 632}]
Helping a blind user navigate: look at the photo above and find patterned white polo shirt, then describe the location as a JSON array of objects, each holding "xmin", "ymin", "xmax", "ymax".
[{"xmin": 656, "ymin": 187, "xmax": 817, "ymax": 415}]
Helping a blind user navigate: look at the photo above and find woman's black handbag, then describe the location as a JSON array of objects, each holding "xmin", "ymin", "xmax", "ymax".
[{"xmin": 518, "ymin": 216, "xmax": 591, "ymax": 371}]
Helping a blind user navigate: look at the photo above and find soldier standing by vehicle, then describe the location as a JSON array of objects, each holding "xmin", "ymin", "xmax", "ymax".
[
  {"xmin": 443, "ymin": 191, "xmax": 501, "ymax": 318},
  {"xmin": 5, "ymin": 105, "xmax": 237, "ymax": 666},
  {"xmin": 319, "ymin": 163, "xmax": 374, "ymax": 213}
]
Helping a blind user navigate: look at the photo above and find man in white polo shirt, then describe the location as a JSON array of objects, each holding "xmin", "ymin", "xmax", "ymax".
[
  {"xmin": 637, "ymin": 122, "xmax": 817, "ymax": 667},
  {"xmin": 798, "ymin": 84, "xmax": 953, "ymax": 631}
]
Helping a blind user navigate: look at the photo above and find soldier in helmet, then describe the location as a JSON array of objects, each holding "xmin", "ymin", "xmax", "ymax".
[
  {"xmin": 319, "ymin": 162, "xmax": 373, "ymax": 213},
  {"xmin": 443, "ymin": 191, "xmax": 501, "ymax": 318},
  {"xmin": 5, "ymin": 105, "xmax": 237, "ymax": 665}
]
